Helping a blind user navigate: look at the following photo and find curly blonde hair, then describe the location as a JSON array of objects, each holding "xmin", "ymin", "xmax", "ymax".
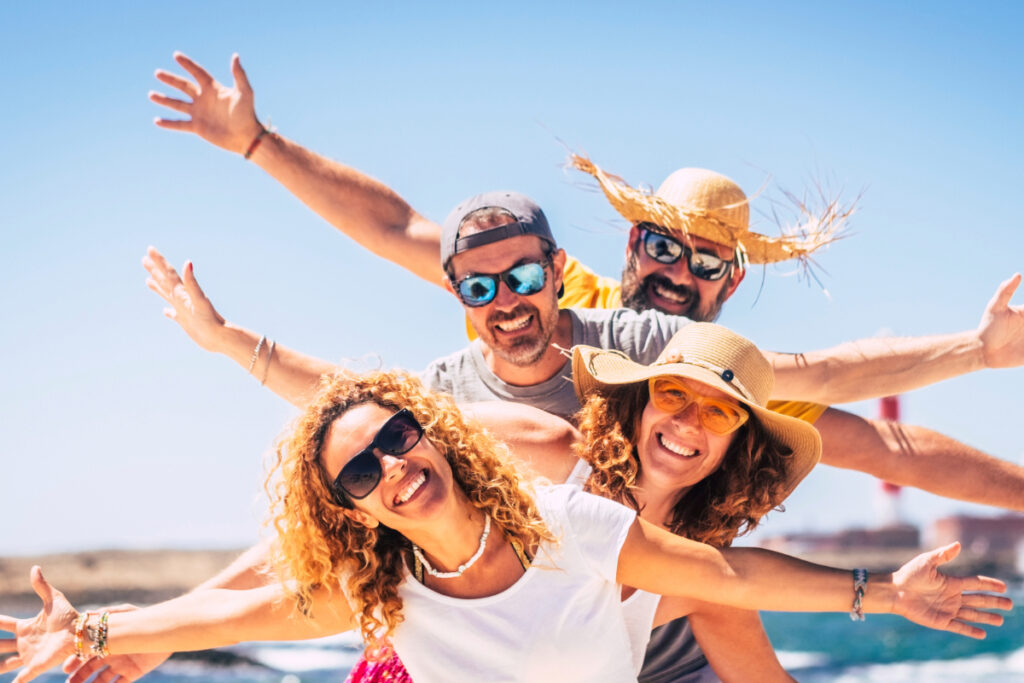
[
  {"xmin": 575, "ymin": 382, "xmax": 792, "ymax": 547},
  {"xmin": 265, "ymin": 370, "xmax": 552, "ymax": 655}
]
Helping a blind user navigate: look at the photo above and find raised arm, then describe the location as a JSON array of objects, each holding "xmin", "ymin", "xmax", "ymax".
[
  {"xmin": 143, "ymin": 246, "xmax": 339, "ymax": 408},
  {"xmin": 150, "ymin": 52, "xmax": 444, "ymax": 285},
  {"xmin": 0, "ymin": 567, "xmax": 353, "ymax": 682},
  {"xmin": 617, "ymin": 518, "xmax": 1011, "ymax": 639},
  {"xmin": 63, "ymin": 540, "xmax": 279, "ymax": 682},
  {"xmin": 768, "ymin": 273, "xmax": 1024, "ymax": 404},
  {"xmin": 816, "ymin": 408, "xmax": 1024, "ymax": 512}
]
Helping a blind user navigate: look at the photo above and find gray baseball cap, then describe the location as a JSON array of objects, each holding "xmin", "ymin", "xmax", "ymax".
[{"xmin": 440, "ymin": 191, "xmax": 557, "ymax": 271}]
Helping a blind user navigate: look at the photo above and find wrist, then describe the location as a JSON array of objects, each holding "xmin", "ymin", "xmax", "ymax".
[
  {"xmin": 863, "ymin": 572, "xmax": 896, "ymax": 615},
  {"xmin": 960, "ymin": 329, "xmax": 988, "ymax": 370}
]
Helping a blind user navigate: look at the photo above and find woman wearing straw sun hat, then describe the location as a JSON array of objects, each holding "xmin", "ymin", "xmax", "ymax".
[
  {"xmin": 569, "ymin": 322, "xmax": 822, "ymax": 682},
  {"xmin": 572, "ymin": 324, "xmax": 825, "ymax": 679}
]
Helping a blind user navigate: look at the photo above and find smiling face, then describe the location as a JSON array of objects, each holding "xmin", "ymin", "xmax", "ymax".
[
  {"xmin": 448, "ymin": 232, "xmax": 565, "ymax": 366},
  {"xmin": 620, "ymin": 225, "xmax": 744, "ymax": 322},
  {"xmin": 321, "ymin": 403, "xmax": 460, "ymax": 531},
  {"xmin": 635, "ymin": 377, "xmax": 742, "ymax": 493}
]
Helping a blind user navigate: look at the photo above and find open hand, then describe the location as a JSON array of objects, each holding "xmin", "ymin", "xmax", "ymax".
[
  {"xmin": 0, "ymin": 567, "xmax": 78, "ymax": 682},
  {"xmin": 143, "ymin": 246, "xmax": 227, "ymax": 353},
  {"xmin": 891, "ymin": 542, "xmax": 1011, "ymax": 639},
  {"xmin": 978, "ymin": 273, "xmax": 1024, "ymax": 368},
  {"xmin": 150, "ymin": 52, "xmax": 264, "ymax": 155}
]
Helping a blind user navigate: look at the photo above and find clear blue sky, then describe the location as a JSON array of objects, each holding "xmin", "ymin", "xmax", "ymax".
[{"xmin": 2, "ymin": 1, "xmax": 1022, "ymax": 554}]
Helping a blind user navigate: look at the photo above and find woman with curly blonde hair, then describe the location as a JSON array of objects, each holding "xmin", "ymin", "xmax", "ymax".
[
  {"xmin": 1, "ymin": 368, "xmax": 1010, "ymax": 683},
  {"xmin": 567, "ymin": 322, "xmax": 823, "ymax": 682}
]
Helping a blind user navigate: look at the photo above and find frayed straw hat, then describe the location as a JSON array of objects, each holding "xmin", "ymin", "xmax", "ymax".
[
  {"xmin": 570, "ymin": 154, "xmax": 853, "ymax": 267},
  {"xmin": 573, "ymin": 323, "xmax": 821, "ymax": 497}
]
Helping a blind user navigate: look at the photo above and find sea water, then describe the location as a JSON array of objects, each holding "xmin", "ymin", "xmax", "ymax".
[{"xmin": 3, "ymin": 604, "xmax": 1022, "ymax": 681}]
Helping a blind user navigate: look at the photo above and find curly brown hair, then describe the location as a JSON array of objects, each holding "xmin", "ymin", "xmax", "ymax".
[
  {"xmin": 265, "ymin": 370, "xmax": 553, "ymax": 655},
  {"xmin": 574, "ymin": 381, "xmax": 793, "ymax": 547}
]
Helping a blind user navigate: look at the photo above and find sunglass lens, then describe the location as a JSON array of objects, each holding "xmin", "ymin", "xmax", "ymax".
[
  {"xmin": 699, "ymin": 402, "xmax": 745, "ymax": 434},
  {"xmin": 459, "ymin": 276, "xmax": 498, "ymax": 306},
  {"xmin": 377, "ymin": 412, "xmax": 423, "ymax": 454},
  {"xmin": 336, "ymin": 451, "xmax": 382, "ymax": 500},
  {"xmin": 506, "ymin": 263, "xmax": 547, "ymax": 296},
  {"xmin": 650, "ymin": 378, "xmax": 693, "ymax": 412},
  {"xmin": 689, "ymin": 252, "xmax": 731, "ymax": 281},
  {"xmin": 643, "ymin": 230, "xmax": 683, "ymax": 264}
]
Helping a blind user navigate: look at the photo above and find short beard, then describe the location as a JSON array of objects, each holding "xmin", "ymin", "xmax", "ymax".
[
  {"xmin": 620, "ymin": 252, "xmax": 729, "ymax": 323},
  {"xmin": 482, "ymin": 302, "xmax": 559, "ymax": 366}
]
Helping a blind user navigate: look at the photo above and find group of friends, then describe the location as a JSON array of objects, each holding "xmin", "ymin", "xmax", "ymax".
[{"xmin": 3, "ymin": 52, "xmax": 1024, "ymax": 683}]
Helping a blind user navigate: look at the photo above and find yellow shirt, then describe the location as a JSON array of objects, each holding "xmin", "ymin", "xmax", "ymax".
[{"xmin": 465, "ymin": 255, "xmax": 828, "ymax": 425}]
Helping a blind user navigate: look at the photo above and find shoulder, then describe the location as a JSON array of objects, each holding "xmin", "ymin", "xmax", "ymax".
[
  {"xmin": 536, "ymin": 484, "xmax": 636, "ymax": 535},
  {"xmin": 571, "ymin": 308, "xmax": 691, "ymax": 362},
  {"xmin": 419, "ymin": 345, "xmax": 476, "ymax": 391}
]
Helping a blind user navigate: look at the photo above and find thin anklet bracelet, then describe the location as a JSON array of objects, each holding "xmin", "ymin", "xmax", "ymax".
[
  {"xmin": 850, "ymin": 568, "xmax": 868, "ymax": 621},
  {"xmin": 247, "ymin": 335, "xmax": 266, "ymax": 374}
]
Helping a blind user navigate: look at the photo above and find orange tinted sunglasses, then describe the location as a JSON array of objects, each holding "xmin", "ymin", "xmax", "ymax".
[{"xmin": 648, "ymin": 377, "xmax": 750, "ymax": 435}]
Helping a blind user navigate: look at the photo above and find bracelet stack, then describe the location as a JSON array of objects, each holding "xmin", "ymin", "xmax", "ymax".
[
  {"xmin": 74, "ymin": 611, "xmax": 111, "ymax": 660},
  {"xmin": 850, "ymin": 568, "xmax": 868, "ymax": 622}
]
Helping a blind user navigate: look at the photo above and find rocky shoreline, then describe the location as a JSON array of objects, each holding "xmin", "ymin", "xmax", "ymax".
[{"xmin": 0, "ymin": 548, "xmax": 246, "ymax": 615}]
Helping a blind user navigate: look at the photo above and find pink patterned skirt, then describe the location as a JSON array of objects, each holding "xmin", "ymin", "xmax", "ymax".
[{"xmin": 344, "ymin": 650, "xmax": 413, "ymax": 683}]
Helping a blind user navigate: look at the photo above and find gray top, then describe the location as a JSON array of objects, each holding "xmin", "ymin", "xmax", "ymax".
[
  {"xmin": 419, "ymin": 307, "xmax": 690, "ymax": 419},
  {"xmin": 639, "ymin": 618, "xmax": 717, "ymax": 682}
]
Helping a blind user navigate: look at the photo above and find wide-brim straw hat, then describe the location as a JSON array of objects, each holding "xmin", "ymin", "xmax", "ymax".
[
  {"xmin": 573, "ymin": 322, "xmax": 821, "ymax": 499},
  {"xmin": 570, "ymin": 154, "xmax": 852, "ymax": 267}
]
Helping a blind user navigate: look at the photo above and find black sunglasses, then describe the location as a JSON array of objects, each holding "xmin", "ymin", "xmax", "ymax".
[
  {"xmin": 452, "ymin": 257, "xmax": 550, "ymax": 307},
  {"xmin": 331, "ymin": 408, "xmax": 424, "ymax": 502},
  {"xmin": 638, "ymin": 224, "xmax": 735, "ymax": 281}
]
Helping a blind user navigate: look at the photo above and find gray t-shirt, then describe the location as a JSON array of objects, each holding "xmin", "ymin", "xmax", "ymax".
[{"xmin": 419, "ymin": 307, "xmax": 689, "ymax": 419}]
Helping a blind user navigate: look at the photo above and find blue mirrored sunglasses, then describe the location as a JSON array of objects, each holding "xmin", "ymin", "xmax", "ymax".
[{"xmin": 454, "ymin": 260, "xmax": 549, "ymax": 307}]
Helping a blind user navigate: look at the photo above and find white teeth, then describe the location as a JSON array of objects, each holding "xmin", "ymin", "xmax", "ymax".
[
  {"xmin": 659, "ymin": 434, "xmax": 697, "ymax": 457},
  {"xmin": 496, "ymin": 315, "xmax": 532, "ymax": 332},
  {"xmin": 395, "ymin": 471, "xmax": 427, "ymax": 505},
  {"xmin": 653, "ymin": 283, "xmax": 688, "ymax": 303}
]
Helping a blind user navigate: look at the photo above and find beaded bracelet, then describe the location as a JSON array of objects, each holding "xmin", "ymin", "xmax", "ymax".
[
  {"xmin": 247, "ymin": 335, "xmax": 266, "ymax": 374},
  {"xmin": 73, "ymin": 611, "xmax": 88, "ymax": 660},
  {"xmin": 850, "ymin": 568, "xmax": 868, "ymax": 621},
  {"xmin": 90, "ymin": 611, "xmax": 110, "ymax": 658}
]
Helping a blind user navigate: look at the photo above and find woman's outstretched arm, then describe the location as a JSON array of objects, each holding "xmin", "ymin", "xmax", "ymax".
[
  {"xmin": 0, "ymin": 567, "xmax": 354, "ymax": 682},
  {"xmin": 617, "ymin": 518, "xmax": 1011, "ymax": 639}
]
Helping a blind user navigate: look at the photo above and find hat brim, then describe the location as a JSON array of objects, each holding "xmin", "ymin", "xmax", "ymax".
[{"xmin": 572, "ymin": 345, "xmax": 821, "ymax": 501}]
